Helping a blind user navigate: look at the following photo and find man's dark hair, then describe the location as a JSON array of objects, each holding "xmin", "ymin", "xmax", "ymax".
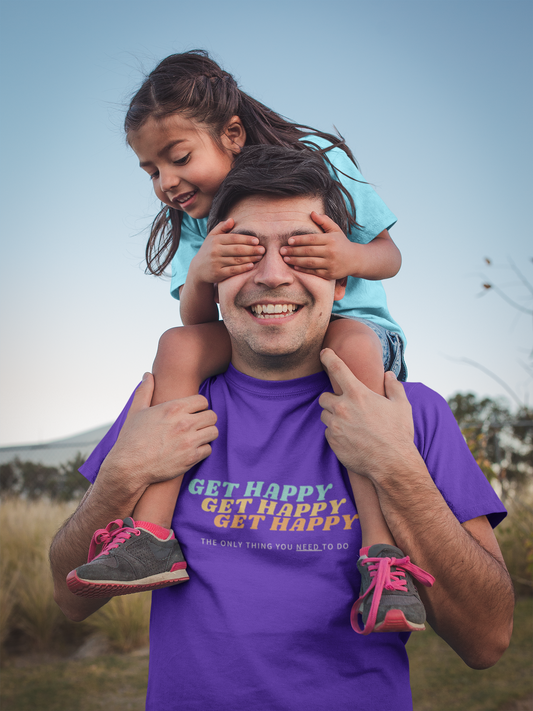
[{"xmin": 207, "ymin": 145, "xmax": 351, "ymax": 234}]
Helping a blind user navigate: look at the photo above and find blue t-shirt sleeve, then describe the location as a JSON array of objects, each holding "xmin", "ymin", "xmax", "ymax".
[
  {"xmin": 302, "ymin": 135, "xmax": 397, "ymax": 244},
  {"xmin": 406, "ymin": 382, "xmax": 506, "ymax": 528},
  {"xmin": 170, "ymin": 215, "xmax": 209, "ymax": 301}
]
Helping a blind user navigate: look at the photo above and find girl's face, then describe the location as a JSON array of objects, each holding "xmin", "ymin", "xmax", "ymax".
[{"xmin": 130, "ymin": 114, "xmax": 246, "ymax": 219}]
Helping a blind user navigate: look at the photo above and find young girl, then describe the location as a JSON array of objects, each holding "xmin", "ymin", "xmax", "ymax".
[{"xmin": 67, "ymin": 50, "xmax": 434, "ymax": 634}]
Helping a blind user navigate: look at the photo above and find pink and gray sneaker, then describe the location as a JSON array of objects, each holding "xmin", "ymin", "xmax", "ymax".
[
  {"xmin": 66, "ymin": 518, "xmax": 189, "ymax": 598},
  {"xmin": 351, "ymin": 543, "xmax": 435, "ymax": 635}
]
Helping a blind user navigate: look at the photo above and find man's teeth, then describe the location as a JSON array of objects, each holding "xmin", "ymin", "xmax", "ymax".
[{"xmin": 251, "ymin": 304, "xmax": 299, "ymax": 319}]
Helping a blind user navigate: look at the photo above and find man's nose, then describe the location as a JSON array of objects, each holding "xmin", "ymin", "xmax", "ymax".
[{"xmin": 253, "ymin": 246, "xmax": 294, "ymax": 288}]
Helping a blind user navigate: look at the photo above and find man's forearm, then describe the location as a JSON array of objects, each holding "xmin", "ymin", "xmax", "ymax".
[
  {"xmin": 50, "ymin": 374, "xmax": 219, "ymax": 621},
  {"xmin": 50, "ymin": 471, "xmax": 145, "ymax": 621},
  {"xmin": 372, "ymin": 447, "xmax": 514, "ymax": 668}
]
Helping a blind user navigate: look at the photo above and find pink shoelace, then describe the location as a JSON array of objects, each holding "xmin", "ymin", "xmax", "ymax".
[
  {"xmin": 351, "ymin": 555, "xmax": 435, "ymax": 635},
  {"xmin": 87, "ymin": 519, "xmax": 140, "ymax": 563}
]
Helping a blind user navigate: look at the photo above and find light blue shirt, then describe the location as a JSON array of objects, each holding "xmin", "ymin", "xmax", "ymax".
[{"xmin": 170, "ymin": 136, "xmax": 404, "ymax": 343}]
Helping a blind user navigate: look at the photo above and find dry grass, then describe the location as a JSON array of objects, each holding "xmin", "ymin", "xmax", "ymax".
[
  {"xmin": 496, "ymin": 495, "xmax": 533, "ymax": 596},
  {"xmin": 0, "ymin": 498, "xmax": 151, "ymax": 656},
  {"xmin": 87, "ymin": 593, "xmax": 150, "ymax": 653},
  {"xmin": 0, "ymin": 497, "xmax": 531, "ymax": 709},
  {"xmin": 1, "ymin": 498, "xmax": 75, "ymax": 652}
]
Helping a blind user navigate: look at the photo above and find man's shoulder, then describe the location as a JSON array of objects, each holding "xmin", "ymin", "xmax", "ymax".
[
  {"xmin": 403, "ymin": 381, "xmax": 448, "ymax": 409},
  {"xmin": 403, "ymin": 382, "xmax": 463, "ymax": 451}
]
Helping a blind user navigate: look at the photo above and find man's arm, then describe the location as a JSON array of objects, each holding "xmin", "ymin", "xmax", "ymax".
[
  {"xmin": 318, "ymin": 349, "xmax": 514, "ymax": 669},
  {"xmin": 50, "ymin": 373, "xmax": 218, "ymax": 621}
]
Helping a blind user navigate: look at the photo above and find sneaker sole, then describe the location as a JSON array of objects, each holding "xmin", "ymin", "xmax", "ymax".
[
  {"xmin": 373, "ymin": 609, "xmax": 426, "ymax": 633},
  {"xmin": 66, "ymin": 567, "xmax": 190, "ymax": 598}
]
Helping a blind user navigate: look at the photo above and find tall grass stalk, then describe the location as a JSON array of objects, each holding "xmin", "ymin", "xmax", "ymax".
[
  {"xmin": 88, "ymin": 593, "xmax": 151, "ymax": 653},
  {"xmin": 0, "ymin": 559, "xmax": 19, "ymax": 648},
  {"xmin": 17, "ymin": 559, "xmax": 63, "ymax": 650},
  {"xmin": 0, "ymin": 497, "xmax": 76, "ymax": 652},
  {"xmin": 1, "ymin": 498, "xmax": 152, "ymax": 655},
  {"xmin": 496, "ymin": 494, "xmax": 533, "ymax": 596}
]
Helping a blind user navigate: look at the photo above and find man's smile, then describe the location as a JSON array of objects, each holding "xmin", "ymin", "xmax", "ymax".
[{"xmin": 249, "ymin": 302, "xmax": 301, "ymax": 319}]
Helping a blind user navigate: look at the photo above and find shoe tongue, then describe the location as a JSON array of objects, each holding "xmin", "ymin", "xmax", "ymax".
[
  {"xmin": 368, "ymin": 543, "xmax": 404, "ymax": 559},
  {"xmin": 122, "ymin": 517, "xmax": 136, "ymax": 528}
]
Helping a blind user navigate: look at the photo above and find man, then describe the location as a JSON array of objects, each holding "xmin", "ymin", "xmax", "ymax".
[{"xmin": 51, "ymin": 146, "xmax": 513, "ymax": 711}]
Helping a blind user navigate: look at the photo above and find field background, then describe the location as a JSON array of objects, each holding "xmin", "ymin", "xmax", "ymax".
[{"xmin": 0, "ymin": 497, "xmax": 531, "ymax": 711}]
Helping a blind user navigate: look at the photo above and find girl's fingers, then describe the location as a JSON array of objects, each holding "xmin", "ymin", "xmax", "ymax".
[
  {"xmin": 209, "ymin": 218, "xmax": 235, "ymax": 235},
  {"xmin": 292, "ymin": 266, "xmax": 330, "ymax": 278},
  {"xmin": 281, "ymin": 245, "xmax": 327, "ymax": 258},
  {"xmin": 285, "ymin": 233, "xmax": 326, "ymax": 247},
  {"xmin": 283, "ymin": 255, "xmax": 326, "ymax": 269},
  {"xmin": 216, "ymin": 262, "xmax": 257, "ymax": 280},
  {"xmin": 310, "ymin": 211, "xmax": 341, "ymax": 232},
  {"xmin": 217, "ymin": 232, "xmax": 263, "ymax": 246},
  {"xmin": 221, "ymin": 255, "xmax": 263, "ymax": 266},
  {"xmin": 218, "ymin": 244, "xmax": 264, "ymax": 256}
]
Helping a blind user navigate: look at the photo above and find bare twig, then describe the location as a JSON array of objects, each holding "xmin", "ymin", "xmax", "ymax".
[
  {"xmin": 444, "ymin": 355, "xmax": 523, "ymax": 408},
  {"xmin": 509, "ymin": 257, "xmax": 533, "ymax": 299},
  {"xmin": 481, "ymin": 283, "xmax": 533, "ymax": 315}
]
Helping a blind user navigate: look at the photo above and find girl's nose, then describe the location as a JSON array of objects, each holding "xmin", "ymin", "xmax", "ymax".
[
  {"xmin": 159, "ymin": 169, "xmax": 180, "ymax": 193},
  {"xmin": 253, "ymin": 246, "xmax": 294, "ymax": 288}
]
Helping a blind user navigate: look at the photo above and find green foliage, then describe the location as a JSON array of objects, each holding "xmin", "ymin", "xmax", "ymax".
[
  {"xmin": 0, "ymin": 453, "xmax": 89, "ymax": 501},
  {"xmin": 448, "ymin": 392, "xmax": 533, "ymax": 594},
  {"xmin": 447, "ymin": 392, "xmax": 533, "ymax": 500}
]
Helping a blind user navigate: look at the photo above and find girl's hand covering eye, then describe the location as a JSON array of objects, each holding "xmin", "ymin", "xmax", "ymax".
[
  {"xmin": 192, "ymin": 218, "xmax": 265, "ymax": 285},
  {"xmin": 279, "ymin": 212, "xmax": 355, "ymax": 280}
]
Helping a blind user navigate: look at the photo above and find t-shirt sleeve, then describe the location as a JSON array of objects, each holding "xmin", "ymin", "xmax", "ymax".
[
  {"xmin": 406, "ymin": 382, "xmax": 507, "ymax": 528},
  {"xmin": 303, "ymin": 136, "xmax": 397, "ymax": 244},
  {"xmin": 170, "ymin": 215, "xmax": 209, "ymax": 301},
  {"xmin": 78, "ymin": 386, "xmax": 138, "ymax": 484}
]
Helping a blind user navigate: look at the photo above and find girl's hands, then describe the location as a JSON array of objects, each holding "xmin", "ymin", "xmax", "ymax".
[
  {"xmin": 280, "ymin": 212, "xmax": 356, "ymax": 280},
  {"xmin": 192, "ymin": 218, "xmax": 265, "ymax": 284}
]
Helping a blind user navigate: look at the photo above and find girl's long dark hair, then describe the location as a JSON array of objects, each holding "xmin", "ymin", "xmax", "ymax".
[{"xmin": 125, "ymin": 50, "xmax": 361, "ymax": 276}]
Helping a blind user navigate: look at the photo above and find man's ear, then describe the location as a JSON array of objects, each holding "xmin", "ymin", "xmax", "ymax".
[
  {"xmin": 214, "ymin": 284, "xmax": 220, "ymax": 304},
  {"xmin": 334, "ymin": 277, "xmax": 347, "ymax": 302},
  {"xmin": 221, "ymin": 116, "xmax": 246, "ymax": 155}
]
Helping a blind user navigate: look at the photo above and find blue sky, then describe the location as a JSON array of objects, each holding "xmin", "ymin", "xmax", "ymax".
[{"xmin": 0, "ymin": 0, "xmax": 531, "ymax": 445}]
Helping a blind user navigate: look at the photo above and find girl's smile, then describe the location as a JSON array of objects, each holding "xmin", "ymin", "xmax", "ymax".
[{"xmin": 130, "ymin": 113, "xmax": 246, "ymax": 220}]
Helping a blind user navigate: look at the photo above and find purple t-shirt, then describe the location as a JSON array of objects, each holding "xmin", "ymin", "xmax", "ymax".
[{"xmin": 81, "ymin": 366, "xmax": 505, "ymax": 711}]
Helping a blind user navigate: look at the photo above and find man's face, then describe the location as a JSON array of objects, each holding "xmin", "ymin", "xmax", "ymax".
[{"xmin": 216, "ymin": 195, "xmax": 346, "ymax": 380}]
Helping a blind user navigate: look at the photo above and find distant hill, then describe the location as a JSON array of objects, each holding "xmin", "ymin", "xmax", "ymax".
[{"xmin": 0, "ymin": 425, "xmax": 112, "ymax": 467}]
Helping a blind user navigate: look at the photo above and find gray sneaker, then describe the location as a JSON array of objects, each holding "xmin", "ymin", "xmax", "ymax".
[
  {"xmin": 66, "ymin": 518, "xmax": 189, "ymax": 598},
  {"xmin": 351, "ymin": 544, "xmax": 435, "ymax": 634}
]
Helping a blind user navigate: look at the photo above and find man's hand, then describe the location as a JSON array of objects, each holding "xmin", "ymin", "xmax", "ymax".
[
  {"xmin": 100, "ymin": 372, "xmax": 219, "ymax": 493},
  {"xmin": 190, "ymin": 218, "xmax": 265, "ymax": 285},
  {"xmin": 280, "ymin": 212, "xmax": 356, "ymax": 280},
  {"xmin": 318, "ymin": 348, "xmax": 416, "ymax": 478},
  {"xmin": 50, "ymin": 375, "xmax": 219, "ymax": 622},
  {"xmin": 319, "ymin": 349, "xmax": 513, "ymax": 668}
]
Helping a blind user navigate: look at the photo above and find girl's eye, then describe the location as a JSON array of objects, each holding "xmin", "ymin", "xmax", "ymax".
[
  {"xmin": 173, "ymin": 153, "xmax": 191, "ymax": 166},
  {"xmin": 149, "ymin": 171, "xmax": 159, "ymax": 181}
]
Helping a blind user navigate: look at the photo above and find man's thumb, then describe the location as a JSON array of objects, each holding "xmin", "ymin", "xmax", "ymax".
[
  {"xmin": 383, "ymin": 371, "xmax": 406, "ymax": 402},
  {"xmin": 129, "ymin": 372, "xmax": 155, "ymax": 414}
]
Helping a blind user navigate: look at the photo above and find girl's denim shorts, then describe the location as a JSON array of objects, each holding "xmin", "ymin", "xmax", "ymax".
[{"xmin": 330, "ymin": 316, "xmax": 408, "ymax": 382}]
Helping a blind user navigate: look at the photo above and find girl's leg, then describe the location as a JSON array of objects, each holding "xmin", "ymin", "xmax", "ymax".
[
  {"xmin": 67, "ymin": 322, "xmax": 232, "ymax": 598},
  {"xmin": 133, "ymin": 322, "xmax": 231, "ymax": 525},
  {"xmin": 323, "ymin": 319, "xmax": 395, "ymax": 548},
  {"xmin": 323, "ymin": 319, "xmax": 433, "ymax": 635}
]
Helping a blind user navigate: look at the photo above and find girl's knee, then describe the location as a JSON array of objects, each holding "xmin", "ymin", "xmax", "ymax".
[
  {"xmin": 154, "ymin": 322, "xmax": 231, "ymax": 383},
  {"xmin": 325, "ymin": 319, "xmax": 383, "ymax": 364},
  {"xmin": 154, "ymin": 326, "xmax": 206, "ymax": 376}
]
